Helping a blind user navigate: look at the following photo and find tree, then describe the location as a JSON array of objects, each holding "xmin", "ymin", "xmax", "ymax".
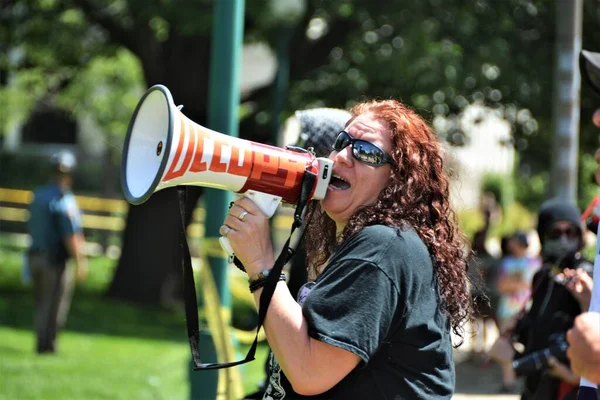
[
  {"xmin": 3, "ymin": 0, "xmax": 600, "ymax": 304},
  {"xmin": 0, "ymin": 0, "xmax": 215, "ymax": 304},
  {"xmin": 275, "ymin": 0, "xmax": 600, "ymax": 209}
]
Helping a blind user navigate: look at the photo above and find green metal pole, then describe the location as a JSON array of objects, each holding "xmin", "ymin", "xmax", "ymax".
[
  {"xmin": 190, "ymin": 0, "xmax": 245, "ymax": 399},
  {"xmin": 271, "ymin": 24, "xmax": 294, "ymax": 140}
]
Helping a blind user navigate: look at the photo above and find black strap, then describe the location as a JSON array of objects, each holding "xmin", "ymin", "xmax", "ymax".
[{"xmin": 177, "ymin": 169, "xmax": 317, "ymax": 370}]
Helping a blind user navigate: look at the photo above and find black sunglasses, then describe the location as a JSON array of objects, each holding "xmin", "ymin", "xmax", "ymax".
[
  {"xmin": 547, "ymin": 226, "xmax": 579, "ymax": 240},
  {"xmin": 332, "ymin": 130, "xmax": 395, "ymax": 167}
]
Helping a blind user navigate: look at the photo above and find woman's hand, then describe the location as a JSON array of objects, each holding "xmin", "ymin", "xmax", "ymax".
[
  {"xmin": 220, "ymin": 197, "xmax": 275, "ymax": 276},
  {"xmin": 557, "ymin": 268, "xmax": 593, "ymax": 311}
]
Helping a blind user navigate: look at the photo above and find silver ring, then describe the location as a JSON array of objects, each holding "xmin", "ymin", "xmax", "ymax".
[
  {"xmin": 222, "ymin": 225, "xmax": 231, "ymax": 237},
  {"xmin": 238, "ymin": 210, "xmax": 248, "ymax": 221}
]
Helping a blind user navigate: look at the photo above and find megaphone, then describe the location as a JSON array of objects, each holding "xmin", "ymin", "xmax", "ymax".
[{"xmin": 121, "ymin": 84, "xmax": 333, "ymax": 255}]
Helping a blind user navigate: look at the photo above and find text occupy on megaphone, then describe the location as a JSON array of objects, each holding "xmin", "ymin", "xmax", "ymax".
[{"xmin": 163, "ymin": 113, "xmax": 314, "ymax": 203}]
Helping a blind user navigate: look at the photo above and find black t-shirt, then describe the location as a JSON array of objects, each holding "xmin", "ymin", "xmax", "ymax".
[{"xmin": 262, "ymin": 225, "xmax": 455, "ymax": 400}]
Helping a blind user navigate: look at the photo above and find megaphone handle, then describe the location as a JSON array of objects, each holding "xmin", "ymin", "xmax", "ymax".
[{"xmin": 219, "ymin": 191, "xmax": 283, "ymax": 258}]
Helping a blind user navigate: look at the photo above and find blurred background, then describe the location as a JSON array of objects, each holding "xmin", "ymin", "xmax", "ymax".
[{"xmin": 1, "ymin": 0, "xmax": 600, "ymax": 399}]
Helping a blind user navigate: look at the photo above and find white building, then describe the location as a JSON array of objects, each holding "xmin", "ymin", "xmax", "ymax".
[{"xmin": 444, "ymin": 104, "xmax": 515, "ymax": 211}]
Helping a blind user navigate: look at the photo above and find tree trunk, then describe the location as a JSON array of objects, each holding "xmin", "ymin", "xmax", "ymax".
[
  {"xmin": 107, "ymin": 186, "xmax": 203, "ymax": 305},
  {"xmin": 106, "ymin": 29, "xmax": 212, "ymax": 305}
]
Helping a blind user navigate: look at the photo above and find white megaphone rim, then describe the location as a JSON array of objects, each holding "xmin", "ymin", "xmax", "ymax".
[{"xmin": 121, "ymin": 84, "xmax": 174, "ymax": 205}]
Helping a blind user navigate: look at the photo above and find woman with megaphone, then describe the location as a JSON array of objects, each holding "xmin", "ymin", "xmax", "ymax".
[{"xmin": 221, "ymin": 99, "xmax": 473, "ymax": 399}]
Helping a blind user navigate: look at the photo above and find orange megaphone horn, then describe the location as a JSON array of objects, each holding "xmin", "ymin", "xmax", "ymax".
[{"xmin": 121, "ymin": 84, "xmax": 333, "ymax": 255}]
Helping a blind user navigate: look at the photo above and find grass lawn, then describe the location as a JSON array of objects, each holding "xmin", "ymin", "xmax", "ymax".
[{"xmin": 0, "ymin": 248, "xmax": 269, "ymax": 400}]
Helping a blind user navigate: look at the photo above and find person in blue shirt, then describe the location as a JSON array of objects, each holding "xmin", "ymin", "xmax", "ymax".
[{"xmin": 27, "ymin": 150, "xmax": 87, "ymax": 354}]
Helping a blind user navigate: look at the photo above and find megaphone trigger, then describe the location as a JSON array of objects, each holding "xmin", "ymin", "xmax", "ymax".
[{"xmin": 219, "ymin": 236, "xmax": 235, "ymax": 259}]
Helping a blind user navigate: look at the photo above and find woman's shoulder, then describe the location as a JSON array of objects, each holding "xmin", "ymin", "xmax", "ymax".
[
  {"xmin": 354, "ymin": 223, "xmax": 424, "ymax": 239},
  {"xmin": 335, "ymin": 224, "xmax": 428, "ymax": 264},
  {"xmin": 354, "ymin": 224, "xmax": 398, "ymax": 239},
  {"xmin": 334, "ymin": 225, "xmax": 395, "ymax": 258},
  {"xmin": 346, "ymin": 224, "xmax": 422, "ymax": 248}
]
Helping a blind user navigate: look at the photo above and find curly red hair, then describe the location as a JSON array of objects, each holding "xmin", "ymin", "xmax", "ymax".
[{"xmin": 304, "ymin": 99, "xmax": 473, "ymax": 339}]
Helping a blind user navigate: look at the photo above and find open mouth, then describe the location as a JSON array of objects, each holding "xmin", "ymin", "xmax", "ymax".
[{"xmin": 328, "ymin": 173, "xmax": 351, "ymax": 191}]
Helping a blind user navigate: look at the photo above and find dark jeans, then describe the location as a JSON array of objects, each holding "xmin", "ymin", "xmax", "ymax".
[{"xmin": 29, "ymin": 253, "xmax": 74, "ymax": 353}]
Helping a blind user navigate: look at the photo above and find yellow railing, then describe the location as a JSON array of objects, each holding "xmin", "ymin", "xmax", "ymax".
[
  {"xmin": 0, "ymin": 187, "xmax": 294, "ymax": 236},
  {"xmin": 1, "ymin": 186, "xmax": 276, "ymax": 350}
]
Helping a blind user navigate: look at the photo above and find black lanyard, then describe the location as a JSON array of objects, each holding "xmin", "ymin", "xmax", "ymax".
[{"xmin": 176, "ymin": 170, "xmax": 316, "ymax": 370}]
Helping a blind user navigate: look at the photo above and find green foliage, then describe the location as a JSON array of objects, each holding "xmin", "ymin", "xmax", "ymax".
[
  {"xmin": 57, "ymin": 48, "xmax": 144, "ymax": 161},
  {"xmin": 582, "ymin": 241, "xmax": 597, "ymax": 262},
  {"xmin": 1, "ymin": 0, "xmax": 114, "ymax": 133},
  {"xmin": 578, "ymin": 151, "xmax": 599, "ymax": 214},
  {"xmin": 515, "ymin": 170, "xmax": 548, "ymax": 212},
  {"xmin": 491, "ymin": 201, "xmax": 536, "ymax": 238},
  {"xmin": 1, "ymin": 1, "xmax": 142, "ymax": 146},
  {"xmin": 0, "ymin": 151, "xmax": 52, "ymax": 190},
  {"xmin": 280, "ymin": 0, "xmax": 600, "ymax": 196},
  {"xmin": 2, "ymin": 0, "xmax": 600, "ymax": 236},
  {"xmin": 0, "ymin": 150, "xmax": 115, "ymax": 194},
  {"xmin": 457, "ymin": 208, "xmax": 484, "ymax": 242},
  {"xmin": 514, "ymin": 146, "xmax": 600, "ymax": 214},
  {"xmin": 458, "ymin": 201, "xmax": 534, "ymax": 241},
  {"xmin": 0, "ymin": 68, "xmax": 52, "ymax": 134},
  {"xmin": 481, "ymin": 173, "xmax": 514, "ymax": 210}
]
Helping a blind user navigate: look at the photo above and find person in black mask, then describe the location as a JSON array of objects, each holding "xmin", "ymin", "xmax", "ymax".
[
  {"xmin": 536, "ymin": 200, "xmax": 589, "ymax": 268},
  {"xmin": 511, "ymin": 199, "xmax": 593, "ymax": 400}
]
